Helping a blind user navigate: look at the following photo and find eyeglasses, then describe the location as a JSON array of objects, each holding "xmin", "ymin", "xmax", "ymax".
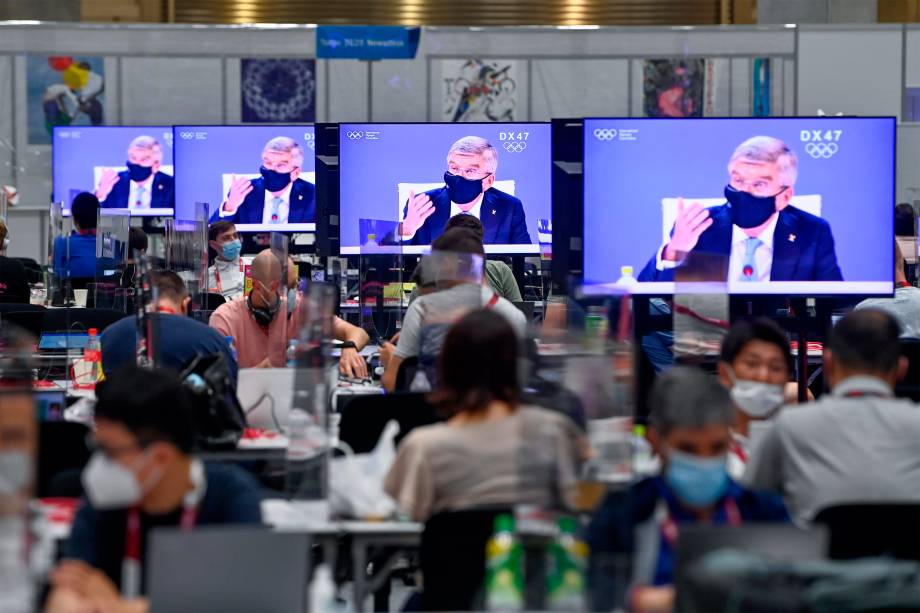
[{"xmin": 446, "ymin": 165, "xmax": 492, "ymax": 181}]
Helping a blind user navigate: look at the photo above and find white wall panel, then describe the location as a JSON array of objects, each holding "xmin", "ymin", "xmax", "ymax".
[
  {"xmin": 531, "ymin": 59, "xmax": 628, "ymax": 120},
  {"xmin": 369, "ymin": 56, "xmax": 427, "ymax": 121},
  {"xmin": 327, "ymin": 60, "xmax": 369, "ymax": 122},
  {"xmin": 120, "ymin": 57, "xmax": 223, "ymax": 124}
]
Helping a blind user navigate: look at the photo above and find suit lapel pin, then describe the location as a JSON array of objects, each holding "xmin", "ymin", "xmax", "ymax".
[
  {"xmin": 491, "ymin": 209, "xmax": 496, "ymax": 215},
  {"xmin": 788, "ymin": 234, "xmax": 796, "ymax": 243},
  {"xmin": 298, "ymin": 194, "xmax": 303, "ymax": 200},
  {"xmin": 157, "ymin": 184, "xmax": 163, "ymax": 190}
]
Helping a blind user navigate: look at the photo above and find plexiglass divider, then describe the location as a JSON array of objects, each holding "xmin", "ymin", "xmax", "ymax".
[
  {"xmin": 164, "ymin": 202, "xmax": 209, "ymax": 314},
  {"xmin": 357, "ymin": 216, "xmax": 405, "ymax": 343},
  {"xmin": 94, "ymin": 209, "xmax": 130, "ymax": 312}
]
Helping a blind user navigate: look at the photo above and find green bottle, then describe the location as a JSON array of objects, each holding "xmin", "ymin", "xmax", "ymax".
[
  {"xmin": 485, "ymin": 514, "xmax": 524, "ymax": 611},
  {"xmin": 546, "ymin": 516, "xmax": 588, "ymax": 611}
]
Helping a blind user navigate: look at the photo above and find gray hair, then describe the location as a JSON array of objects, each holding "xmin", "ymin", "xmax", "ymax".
[
  {"xmin": 128, "ymin": 135, "xmax": 163, "ymax": 162},
  {"xmin": 728, "ymin": 135, "xmax": 798, "ymax": 187},
  {"xmin": 648, "ymin": 366, "xmax": 733, "ymax": 436},
  {"xmin": 263, "ymin": 136, "xmax": 304, "ymax": 168},
  {"xmin": 447, "ymin": 136, "xmax": 498, "ymax": 174}
]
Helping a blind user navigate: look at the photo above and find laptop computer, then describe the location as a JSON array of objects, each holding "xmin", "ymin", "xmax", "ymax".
[
  {"xmin": 147, "ymin": 526, "xmax": 310, "ymax": 613},
  {"xmin": 237, "ymin": 368, "xmax": 296, "ymax": 431},
  {"xmin": 37, "ymin": 331, "xmax": 90, "ymax": 354}
]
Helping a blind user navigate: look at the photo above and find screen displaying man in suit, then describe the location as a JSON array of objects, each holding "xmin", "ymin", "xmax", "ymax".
[
  {"xmin": 637, "ymin": 135, "xmax": 842, "ymax": 283},
  {"xmin": 216, "ymin": 136, "xmax": 315, "ymax": 225},
  {"xmin": 95, "ymin": 135, "xmax": 174, "ymax": 211},
  {"xmin": 399, "ymin": 135, "xmax": 531, "ymax": 246}
]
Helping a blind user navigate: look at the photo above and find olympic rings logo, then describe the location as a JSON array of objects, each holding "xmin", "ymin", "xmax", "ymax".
[
  {"xmin": 593, "ymin": 128, "xmax": 618, "ymax": 141},
  {"xmin": 502, "ymin": 141, "xmax": 527, "ymax": 153},
  {"xmin": 804, "ymin": 142, "xmax": 838, "ymax": 159},
  {"xmin": 346, "ymin": 131, "xmax": 364, "ymax": 140},
  {"xmin": 179, "ymin": 131, "xmax": 195, "ymax": 140}
]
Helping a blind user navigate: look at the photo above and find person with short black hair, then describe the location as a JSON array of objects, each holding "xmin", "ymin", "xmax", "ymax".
[
  {"xmin": 384, "ymin": 309, "xmax": 579, "ymax": 521},
  {"xmin": 442, "ymin": 214, "xmax": 522, "ymax": 302},
  {"xmin": 379, "ymin": 227, "xmax": 527, "ymax": 392},
  {"xmin": 54, "ymin": 192, "xmax": 100, "ymax": 280},
  {"xmin": 101, "ymin": 269, "xmax": 238, "ymax": 387},
  {"xmin": 207, "ymin": 221, "xmax": 244, "ymax": 301},
  {"xmin": 743, "ymin": 309, "xmax": 920, "ymax": 523},
  {"xmin": 0, "ymin": 219, "xmax": 30, "ymax": 303},
  {"xmin": 717, "ymin": 317, "xmax": 793, "ymax": 477},
  {"xmin": 588, "ymin": 367, "xmax": 789, "ymax": 613},
  {"xmin": 128, "ymin": 227, "xmax": 148, "ymax": 257},
  {"xmin": 47, "ymin": 367, "xmax": 262, "ymax": 613}
]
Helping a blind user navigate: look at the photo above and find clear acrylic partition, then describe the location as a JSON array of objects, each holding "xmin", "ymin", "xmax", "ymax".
[
  {"xmin": 267, "ymin": 232, "xmax": 290, "ymax": 368},
  {"xmin": 46, "ymin": 202, "xmax": 68, "ymax": 308},
  {"xmin": 94, "ymin": 209, "xmax": 130, "ymax": 312},
  {"xmin": 357, "ymin": 215, "xmax": 404, "ymax": 343},
  {"xmin": 164, "ymin": 205, "xmax": 208, "ymax": 313},
  {"xmin": 673, "ymin": 251, "xmax": 730, "ymax": 364}
]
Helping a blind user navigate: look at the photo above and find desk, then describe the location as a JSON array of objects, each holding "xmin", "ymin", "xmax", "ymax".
[{"xmin": 264, "ymin": 500, "xmax": 421, "ymax": 612}]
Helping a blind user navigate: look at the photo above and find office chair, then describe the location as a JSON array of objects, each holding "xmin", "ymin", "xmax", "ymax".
[
  {"xmin": 0, "ymin": 310, "xmax": 45, "ymax": 338},
  {"xmin": 204, "ymin": 292, "xmax": 227, "ymax": 310},
  {"xmin": 895, "ymin": 339, "xmax": 920, "ymax": 402},
  {"xmin": 813, "ymin": 503, "xmax": 920, "ymax": 560},
  {"xmin": 337, "ymin": 392, "xmax": 440, "ymax": 454}
]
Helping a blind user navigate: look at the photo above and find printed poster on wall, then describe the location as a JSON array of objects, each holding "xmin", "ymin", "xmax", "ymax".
[
  {"xmin": 439, "ymin": 59, "xmax": 520, "ymax": 122},
  {"xmin": 752, "ymin": 58, "xmax": 772, "ymax": 117},
  {"xmin": 27, "ymin": 55, "xmax": 105, "ymax": 145},
  {"xmin": 240, "ymin": 58, "xmax": 316, "ymax": 123},
  {"xmin": 642, "ymin": 59, "xmax": 704, "ymax": 118}
]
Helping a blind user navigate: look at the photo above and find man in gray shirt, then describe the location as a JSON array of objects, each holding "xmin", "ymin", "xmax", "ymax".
[
  {"xmin": 743, "ymin": 309, "xmax": 920, "ymax": 523},
  {"xmin": 855, "ymin": 241, "xmax": 920, "ymax": 338}
]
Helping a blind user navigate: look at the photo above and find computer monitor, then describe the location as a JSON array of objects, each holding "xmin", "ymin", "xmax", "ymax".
[
  {"xmin": 174, "ymin": 125, "xmax": 316, "ymax": 230},
  {"xmin": 583, "ymin": 117, "xmax": 896, "ymax": 296},
  {"xmin": 53, "ymin": 126, "xmax": 175, "ymax": 217},
  {"xmin": 338, "ymin": 122, "xmax": 552, "ymax": 255}
]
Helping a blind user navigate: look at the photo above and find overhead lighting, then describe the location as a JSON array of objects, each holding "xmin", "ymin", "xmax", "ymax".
[{"xmin": 557, "ymin": 25, "xmax": 600, "ymax": 30}]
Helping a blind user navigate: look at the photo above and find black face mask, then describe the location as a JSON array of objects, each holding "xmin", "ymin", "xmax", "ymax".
[
  {"xmin": 444, "ymin": 171, "xmax": 488, "ymax": 205},
  {"xmin": 126, "ymin": 161, "xmax": 153, "ymax": 183},
  {"xmin": 724, "ymin": 184, "xmax": 786, "ymax": 229},
  {"xmin": 260, "ymin": 166, "xmax": 293, "ymax": 193},
  {"xmin": 247, "ymin": 291, "xmax": 280, "ymax": 327}
]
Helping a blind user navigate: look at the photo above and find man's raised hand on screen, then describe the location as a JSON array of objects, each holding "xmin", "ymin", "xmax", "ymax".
[
  {"xmin": 663, "ymin": 198, "xmax": 712, "ymax": 262},
  {"xmin": 399, "ymin": 190, "xmax": 435, "ymax": 237},
  {"xmin": 222, "ymin": 175, "xmax": 254, "ymax": 214},
  {"xmin": 95, "ymin": 168, "xmax": 119, "ymax": 202}
]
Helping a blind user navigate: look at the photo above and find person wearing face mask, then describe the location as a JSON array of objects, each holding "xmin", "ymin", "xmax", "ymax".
[
  {"xmin": 206, "ymin": 221, "xmax": 244, "ymax": 301},
  {"xmin": 399, "ymin": 135, "xmax": 531, "ymax": 246},
  {"xmin": 717, "ymin": 318, "xmax": 794, "ymax": 479},
  {"xmin": 101, "ymin": 270, "xmax": 238, "ymax": 388},
  {"xmin": 587, "ymin": 367, "xmax": 789, "ymax": 613},
  {"xmin": 96, "ymin": 135, "xmax": 175, "ymax": 211},
  {"xmin": 46, "ymin": 367, "xmax": 261, "ymax": 613},
  {"xmin": 0, "ymin": 220, "xmax": 30, "ymax": 304},
  {"xmin": 638, "ymin": 135, "xmax": 842, "ymax": 283},
  {"xmin": 216, "ymin": 136, "xmax": 315, "ymax": 225}
]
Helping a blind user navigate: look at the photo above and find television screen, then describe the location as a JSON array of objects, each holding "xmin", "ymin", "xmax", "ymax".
[
  {"xmin": 53, "ymin": 126, "xmax": 175, "ymax": 217},
  {"xmin": 583, "ymin": 117, "xmax": 896, "ymax": 295},
  {"xmin": 174, "ymin": 125, "xmax": 316, "ymax": 230},
  {"xmin": 338, "ymin": 123, "xmax": 552, "ymax": 255}
]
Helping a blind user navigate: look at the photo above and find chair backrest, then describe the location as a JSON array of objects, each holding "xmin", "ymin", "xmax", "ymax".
[
  {"xmin": 337, "ymin": 391, "xmax": 440, "ymax": 454},
  {"xmin": 895, "ymin": 339, "xmax": 920, "ymax": 401},
  {"xmin": 421, "ymin": 508, "xmax": 513, "ymax": 611},
  {"xmin": 204, "ymin": 292, "xmax": 226, "ymax": 310},
  {"xmin": 37, "ymin": 421, "xmax": 92, "ymax": 498},
  {"xmin": 12, "ymin": 257, "xmax": 43, "ymax": 284},
  {"xmin": 42, "ymin": 308, "xmax": 127, "ymax": 334},
  {"xmin": 0, "ymin": 310, "xmax": 45, "ymax": 338},
  {"xmin": 812, "ymin": 503, "xmax": 920, "ymax": 560},
  {"xmin": 190, "ymin": 309, "xmax": 215, "ymax": 324}
]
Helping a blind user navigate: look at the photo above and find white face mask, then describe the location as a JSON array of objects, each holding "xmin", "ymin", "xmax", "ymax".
[
  {"xmin": 0, "ymin": 451, "xmax": 31, "ymax": 495},
  {"xmin": 81, "ymin": 451, "xmax": 161, "ymax": 510},
  {"xmin": 729, "ymin": 373, "xmax": 785, "ymax": 418}
]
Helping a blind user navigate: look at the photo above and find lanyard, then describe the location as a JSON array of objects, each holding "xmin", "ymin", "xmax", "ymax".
[
  {"xmin": 485, "ymin": 291, "xmax": 499, "ymax": 309},
  {"xmin": 212, "ymin": 260, "xmax": 243, "ymax": 295},
  {"xmin": 156, "ymin": 306, "xmax": 176, "ymax": 315},
  {"xmin": 730, "ymin": 439, "xmax": 748, "ymax": 463},
  {"xmin": 659, "ymin": 497, "xmax": 742, "ymax": 550}
]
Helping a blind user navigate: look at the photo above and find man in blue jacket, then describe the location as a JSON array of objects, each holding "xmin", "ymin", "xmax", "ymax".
[
  {"xmin": 399, "ymin": 135, "xmax": 531, "ymax": 246},
  {"xmin": 96, "ymin": 134, "xmax": 174, "ymax": 211},
  {"xmin": 215, "ymin": 136, "xmax": 315, "ymax": 225},
  {"xmin": 638, "ymin": 135, "xmax": 842, "ymax": 283}
]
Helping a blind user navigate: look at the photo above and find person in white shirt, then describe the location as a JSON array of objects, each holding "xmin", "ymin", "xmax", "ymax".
[
  {"xmin": 637, "ymin": 135, "xmax": 842, "ymax": 283},
  {"xmin": 206, "ymin": 221, "xmax": 244, "ymax": 301},
  {"xmin": 855, "ymin": 241, "xmax": 920, "ymax": 338},
  {"xmin": 96, "ymin": 135, "xmax": 174, "ymax": 211}
]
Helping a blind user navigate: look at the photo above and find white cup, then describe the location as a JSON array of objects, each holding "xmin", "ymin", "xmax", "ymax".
[{"xmin": 72, "ymin": 289, "xmax": 88, "ymax": 308}]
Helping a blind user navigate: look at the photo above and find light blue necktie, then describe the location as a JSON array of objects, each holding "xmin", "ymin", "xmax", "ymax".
[
  {"xmin": 739, "ymin": 237, "xmax": 763, "ymax": 281},
  {"xmin": 270, "ymin": 196, "xmax": 283, "ymax": 223},
  {"xmin": 134, "ymin": 186, "xmax": 145, "ymax": 208}
]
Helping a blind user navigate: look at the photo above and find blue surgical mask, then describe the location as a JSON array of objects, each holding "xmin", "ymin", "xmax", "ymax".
[
  {"xmin": 664, "ymin": 448, "xmax": 730, "ymax": 508},
  {"xmin": 725, "ymin": 185, "xmax": 786, "ymax": 229},
  {"xmin": 444, "ymin": 171, "xmax": 488, "ymax": 205},
  {"xmin": 260, "ymin": 166, "xmax": 293, "ymax": 193},
  {"xmin": 126, "ymin": 161, "xmax": 154, "ymax": 183},
  {"xmin": 221, "ymin": 239, "xmax": 242, "ymax": 261},
  {"xmin": 287, "ymin": 288, "xmax": 297, "ymax": 309}
]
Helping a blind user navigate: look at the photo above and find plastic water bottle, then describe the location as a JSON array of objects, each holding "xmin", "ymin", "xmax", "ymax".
[
  {"xmin": 614, "ymin": 265, "xmax": 638, "ymax": 290},
  {"xmin": 485, "ymin": 514, "xmax": 524, "ymax": 611},
  {"xmin": 363, "ymin": 233, "xmax": 379, "ymax": 254},
  {"xmin": 83, "ymin": 328, "xmax": 103, "ymax": 384},
  {"xmin": 286, "ymin": 339, "xmax": 299, "ymax": 368},
  {"xmin": 546, "ymin": 517, "xmax": 588, "ymax": 611},
  {"xmin": 224, "ymin": 336, "xmax": 238, "ymax": 364},
  {"xmin": 409, "ymin": 370, "xmax": 431, "ymax": 392},
  {"xmin": 309, "ymin": 564, "xmax": 339, "ymax": 613}
]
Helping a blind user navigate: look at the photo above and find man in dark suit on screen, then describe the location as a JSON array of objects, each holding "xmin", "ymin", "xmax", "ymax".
[
  {"xmin": 215, "ymin": 136, "xmax": 315, "ymax": 225},
  {"xmin": 637, "ymin": 135, "xmax": 842, "ymax": 283},
  {"xmin": 96, "ymin": 135, "xmax": 174, "ymax": 211},
  {"xmin": 399, "ymin": 136, "xmax": 531, "ymax": 246}
]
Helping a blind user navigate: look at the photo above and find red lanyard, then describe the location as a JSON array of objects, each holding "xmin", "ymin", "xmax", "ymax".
[
  {"xmin": 122, "ymin": 504, "xmax": 197, "ymax": 598},
  {"xmin": 660, "ymin": 497, "xmax": 742, "ymax": 550},
  {"xmin": 485, "ymin": 292, "xmax": 499, "ymax": 309},
  {"xmin": 213, "ymin": 266, "xmax": 222, "ymax": 294},
  {"xmin": 730, "ymin": 439, "xmax": 748, "ymax": 463},
  {"xmin": 897, "ymin": 281, "xmax": 912, "ymax": 288},
  {"xmin": 156, "ymin": 306, "xmax": 176, "ymax": 314}
]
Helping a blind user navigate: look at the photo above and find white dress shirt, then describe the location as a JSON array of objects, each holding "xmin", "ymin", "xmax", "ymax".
[
  {"xmin": 400, "ymin": 192, "xmax": 485, "ymax": 241},
  {"xmin": 129, "ymin": 177, "xmax": 153, "ymax": 210},
  {"xmin": 207, "ymin": 258, "xmax": 245, "ymax": 301},
  {"xmin": 262, "ymin": 183, "xmax": 293, "ymax": 225}
]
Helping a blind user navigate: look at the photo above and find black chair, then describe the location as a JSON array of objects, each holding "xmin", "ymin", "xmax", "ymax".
[
  {"xmin": 12, "ymin": 257, "xmax": 43, "ymax": 284},
  {"xmin": 420, "ymin": 508, "xmax": 512, "ymax": 611},
  {"xmin": 37, "ymin": 421, "xmax": 92, "ymax": 498},
  {"xmin": 0, "ymin": 302, "xmax": 44, "ymax": 315},
  {"xmin": 190, "ymin": 309, "xmax": 215, "ymax": 324},
  {"xmin": 204, "ymin": 292, "xmax": 226, "ymax": 310},
  {"xmin": 337, "ymin": 392, "xmax": 440, "ymax": 454},
  {"xmin": 813, "ymin": 503, "xmax": 920, "ymax": 560},
  {"xmin": 895, "ymin": 339, "xmax": 920, "ymax": 401},
  {"xmin": 42, "ymin": 308, "xmax": 127, "ymax": 333},
  {"xmin": 0, "ymin": 310, "xmax": 45, "ymax": 338}
]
